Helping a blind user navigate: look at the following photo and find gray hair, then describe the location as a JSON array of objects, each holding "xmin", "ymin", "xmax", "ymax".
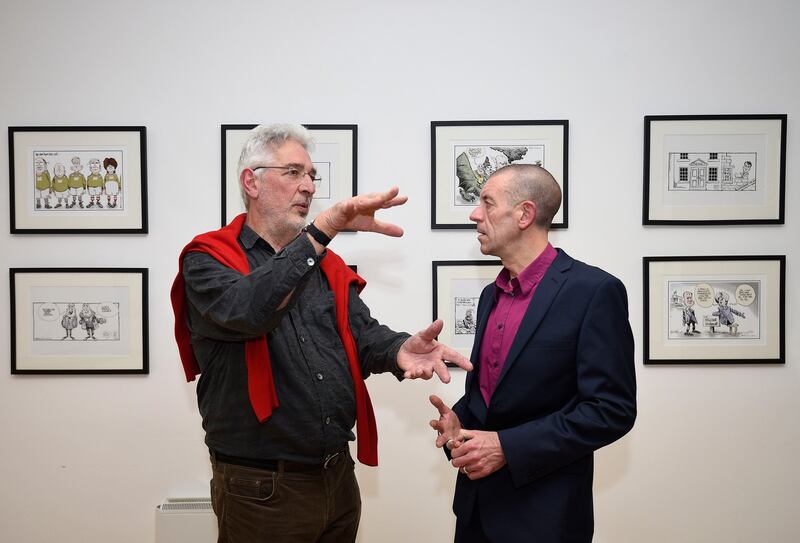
[
  {"xmin": 496, "ymin": 164, "xmax": 562, "ymax": 230},
  {"xmin": 237, "ymin": 124, "xmax": 315, "ymax": 208}
]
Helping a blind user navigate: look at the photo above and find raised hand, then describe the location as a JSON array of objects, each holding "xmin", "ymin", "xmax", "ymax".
[
  {"xmin": 429, "ymin": 394, "xmax": 463, "ymax": 450},
  {"xmin": 315, "ymin": 186, "xmax": 408, "ymax": 238},
  {"xmin": 397, "ymin": 320, "xmax": 473, "ymax": 383}
]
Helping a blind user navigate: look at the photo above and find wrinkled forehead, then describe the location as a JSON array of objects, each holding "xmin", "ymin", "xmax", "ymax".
[
  {"xmin": 484, "ymin": 170, "xmax": 513, "ymax": 194},
  {"xmin": 270, "ymin": 139, "xmax": 313, "ymax": 165}
]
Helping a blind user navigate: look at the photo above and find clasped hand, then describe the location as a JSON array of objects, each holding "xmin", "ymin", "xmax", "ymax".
[{"xmin": 429, "ymin": 395, "xmax": 507, "ymax": 480}]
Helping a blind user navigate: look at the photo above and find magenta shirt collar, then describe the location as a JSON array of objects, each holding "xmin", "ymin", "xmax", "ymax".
[{"xmin": 495, "ymin": 243, "xmax": 558, "ymax": 297}]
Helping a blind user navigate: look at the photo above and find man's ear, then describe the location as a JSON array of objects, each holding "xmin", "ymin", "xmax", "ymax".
[
  {"xmin": 518, "ymin": 200, "xmax": 537, "ymax": 229},
  {"xmin": 241, "ymin": 169, "xmax": 259, "ymax": 200}
]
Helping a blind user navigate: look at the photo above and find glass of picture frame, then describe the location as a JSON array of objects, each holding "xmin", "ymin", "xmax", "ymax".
[
  {"xmin": 9, "ymin": 126, "xmax": 148, "ymax": 234},
  {"xmin": 643, "ymin": 255, "xmax": 785, "ymax": 364},
  {"xmin": 642, "ymin": 114, "xmax": 786, "ymax": 225},
  {"xmin": 10, "ymin": 268, "xmax": 149, "ymax": 374}
]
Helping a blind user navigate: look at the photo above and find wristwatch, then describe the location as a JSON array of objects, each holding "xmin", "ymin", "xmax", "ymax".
[{"xmin": 303, "ymin": 221, "xmax": 332, "ymax": 246}]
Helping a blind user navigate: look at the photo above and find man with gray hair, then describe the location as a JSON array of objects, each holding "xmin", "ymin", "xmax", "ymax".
[
  {"xmin": 172, "ymin": 123, "xmax": 472, "ymax": 543},
  {"xmin": 430, "ymin": 164, "xmax": 636, "ymax": 542}
]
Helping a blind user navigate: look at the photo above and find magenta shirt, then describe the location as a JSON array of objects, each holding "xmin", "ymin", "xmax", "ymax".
[{"xmin": 479, "ymin": 243, "xmax": 558, "ymax": 405}]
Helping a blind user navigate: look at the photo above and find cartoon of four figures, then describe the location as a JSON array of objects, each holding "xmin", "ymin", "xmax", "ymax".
[{"xmin": 34, "ymin": 155, "xmax": 121, "ymax": 209}]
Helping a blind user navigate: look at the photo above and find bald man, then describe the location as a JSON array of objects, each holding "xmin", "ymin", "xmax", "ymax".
[{"xmin": 431, "ymin": 164, "xmax": 636, "ymax": 543}]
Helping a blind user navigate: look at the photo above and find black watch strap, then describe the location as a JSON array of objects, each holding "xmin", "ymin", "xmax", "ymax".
[{"xmin": 304, "ymin": 221, "xmax": 332, "ymax": 246}]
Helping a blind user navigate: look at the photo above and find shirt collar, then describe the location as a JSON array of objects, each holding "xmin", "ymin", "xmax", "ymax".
[
  {"xmin": 239, "ymin": 222, "xmax": 275, "ymax": 253},
  {"xmin": 495, "ymin": 243, "xmax": 558, "ymax": 297}
]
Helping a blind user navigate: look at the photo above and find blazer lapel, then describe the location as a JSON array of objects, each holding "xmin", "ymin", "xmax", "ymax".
[{"xmin": 494, "ymin": 249, "xmax": 573, "ymax": 391}]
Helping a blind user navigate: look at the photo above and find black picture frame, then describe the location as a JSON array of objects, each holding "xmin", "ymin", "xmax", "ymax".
[
  {"xmin": 431, "ymin": 120, "xmax": 568, "ymax": 229},
  {"xmin": 643, "ymin": 255, "xmax": 785, "ymax": 365},
  {"xmin": 643, "ymin": 114, "xmax": 786, "ymax": 225},
  {"xmin": 10, "ymin": 267, "xmax": 149, "ymax": 374},
  {"xmin": 432, "ymin": 259, "xmax": 503, "ymax": 363},
  {"xmin": 221, "ymin": 124, "xmax": 357, "ymax": 227},
  {"xmin": 9, "ymin": 126, "xmax": 148, "ymax": 234}
]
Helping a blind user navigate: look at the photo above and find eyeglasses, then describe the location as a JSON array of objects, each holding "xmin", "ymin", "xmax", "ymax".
[{"xmin": 252, "ymin": 165, "xmax": 321, "ymax": 185}]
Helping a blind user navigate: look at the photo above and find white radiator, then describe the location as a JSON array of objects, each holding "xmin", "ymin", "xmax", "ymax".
[{"xmin": 155, "ymin": 497, "xmax": 217, "ymax": 543}]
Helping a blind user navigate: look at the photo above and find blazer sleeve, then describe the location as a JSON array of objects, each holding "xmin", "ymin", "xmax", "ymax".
[{"xmin": 498, "ymin": 275, "xmax": 637, "ymax": 488}]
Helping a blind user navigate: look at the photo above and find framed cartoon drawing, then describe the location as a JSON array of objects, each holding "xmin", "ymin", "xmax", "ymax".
[
  {"xmin": 221, "ymin": 124, "xmax": 357, "ymax": 226},
  {"xmin": 643, "ymin": 115, "xmax": 786, "ymax": 225},
  {"xmin": 431, "ymin": 120, "xmax": 568, "ymax": 229},
  {"xmin": 10, "ymin": 268, "xmax": 149, "ymax": 374},
  {"xmin": 432, "ymin": 260, "xmax": 503, "ymax": 361},
  {"xmin": 643, "ymin": 256, "xmax": 785, "ymax": 364},
  {"xmin": 9, "ymin": 126, "xmax": 148, "ymax": 233}
]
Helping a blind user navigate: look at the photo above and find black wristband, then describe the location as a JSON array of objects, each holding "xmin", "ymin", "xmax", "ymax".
[{"xmin": 304, "ymin": 221, "xmax": 332, "ymax": 246}]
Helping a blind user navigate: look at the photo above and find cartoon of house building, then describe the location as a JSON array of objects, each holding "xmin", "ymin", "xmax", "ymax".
[{"xmin": 668, "ymin": 152, "xmax": 756, "ymax": 191}]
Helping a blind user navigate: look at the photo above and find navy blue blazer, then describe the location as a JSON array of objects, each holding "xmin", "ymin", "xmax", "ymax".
[{"xmin": 451, "ymin": 249, "xmax": 636, "ymax": 543}]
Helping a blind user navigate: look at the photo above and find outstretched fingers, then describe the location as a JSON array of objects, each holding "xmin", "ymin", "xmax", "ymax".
[
  {"xmin": 429, "ymin": 394, "xmax": 449, "ymax": 415},
  {"xmin": 369, "ymin": 218, "xmax": 404, "ymax": 237},
  {"xmin": 381, "ymin": 194, "xmax": 408, "ymax": 209},
  {"xmin": 438, "ymin": 345, "xmax": 473, "ymax": 372},
  {"xmin": 355, "ymin": 187, "xmax": 405, "ymax": 212},
  {"xmin": 432, "ymin": 360, "xmax": 452, "ymax": 384},
  {"xmin": 417, "ymin": 319, "xmax": 444, "ymax": 342}
]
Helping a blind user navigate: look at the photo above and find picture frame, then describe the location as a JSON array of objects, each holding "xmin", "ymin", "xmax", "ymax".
[
  {"xmin": 432, "ymin": 260, "xmax": 503, "ymax": 361},
  {"xmin": 10, "ymin": 268, "xmax": 149, "ymax": 374},
  {"xmin": 9, "ymin": 126, "xmax": 148, "ymax": 234},
  {"xmin": 643, "ymin": 256, "xmax": 785, "ymax": 365},
  {"xmin": 431, "ymin": 120, "xmax": 568, "ymax": 229},
  {"xmin": 221, "ymin": 124, "xmax": 357, "ymax": 227},
  {"xmin": 643, "ymin": 114, "xmax": 786, "ymax": 225}
]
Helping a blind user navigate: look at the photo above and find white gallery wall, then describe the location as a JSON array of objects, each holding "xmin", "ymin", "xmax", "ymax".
[{"xmin": 1, "ymin": 1, "xmax": 798, "ymax": 541}]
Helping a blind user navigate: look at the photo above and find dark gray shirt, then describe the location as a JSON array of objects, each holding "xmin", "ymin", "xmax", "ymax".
[{"xmin": 182, "ymin": 224, "xmax": 409, "ymax": 463}]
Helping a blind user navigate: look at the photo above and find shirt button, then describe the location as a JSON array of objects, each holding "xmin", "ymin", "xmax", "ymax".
[
  {"xmin": 498, "ymin": 324, "xmax": 503, "ymax": 329},
  {"xmin": 316, "ymin": 373, "xmax": 323, "ymax": 381},
  {"xmin": 299, "ymin": 336, "xmax": 306, "ymax": 343},
  {"xmin": 306, "ymin": 257, "xmax": 315, "ymax": 266},
  {"xmin": 325, "ymin": 416, "xmax": 331, "ymax": 425}
]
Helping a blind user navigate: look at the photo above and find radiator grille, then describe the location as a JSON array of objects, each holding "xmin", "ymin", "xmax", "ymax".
[{"xmin": 158, "ymin": 497, "xmax": 213, "ymax": 513}]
